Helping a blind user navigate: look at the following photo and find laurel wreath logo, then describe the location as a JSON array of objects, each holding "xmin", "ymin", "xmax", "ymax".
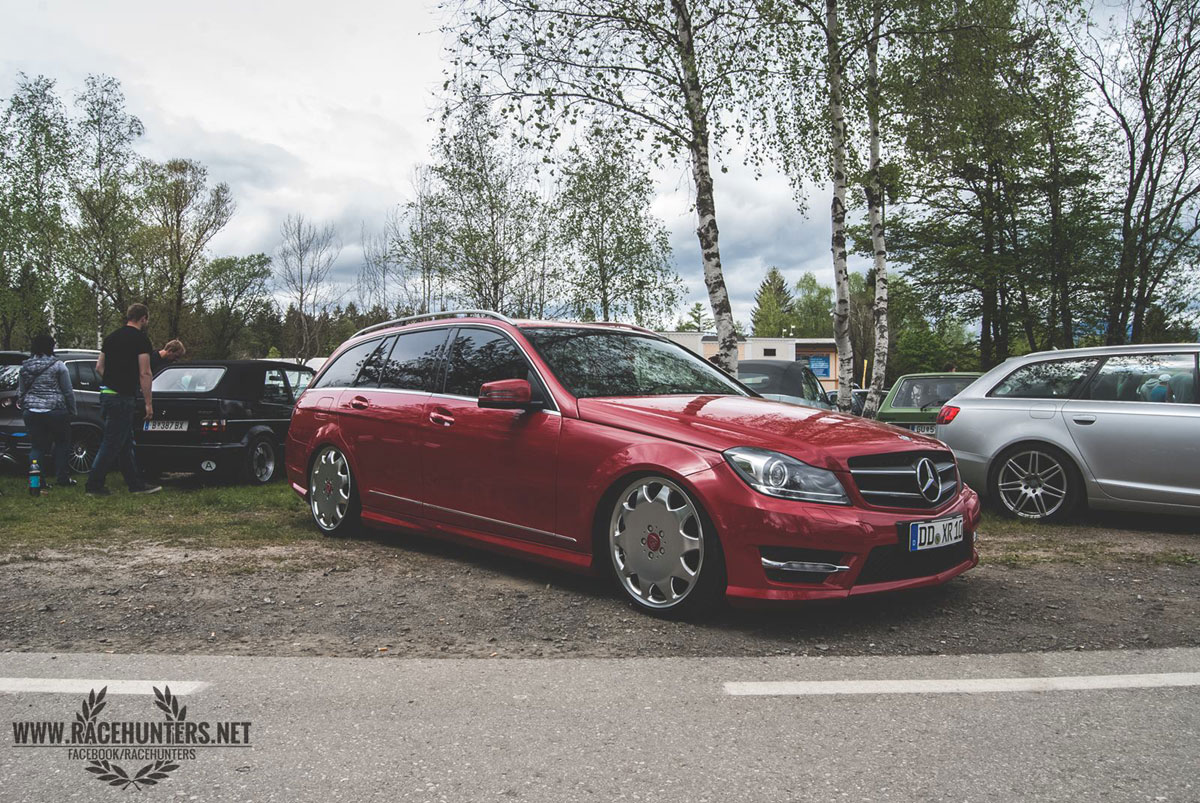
[{"xmin": 81, "ymin": 685, "xmax": 184, "ymax": 791}]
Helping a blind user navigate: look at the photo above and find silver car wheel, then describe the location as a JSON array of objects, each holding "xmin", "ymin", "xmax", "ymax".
[
  {"xmin": 997, "ymin": 449, "xmax": 1068, "ymax": 520},
  {"xmin": 608, "ymin": 477, "xmax": 704, "ymax": 610},
  {"xmin": 252, "ymin": 440, "xmax": 276, "ymax": 482},
  {"xmin": 69, "ymin": 430, "xmax": 98, "ymax": 474},
  {"xmin": 310, "ymin": 447, "xmax": 351, "ymax": 531}
]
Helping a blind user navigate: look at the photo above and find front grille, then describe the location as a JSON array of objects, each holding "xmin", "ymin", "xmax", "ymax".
[
  {"xmin": 847, "ymin": 450, "xmax": 959, "ymax": 509},
  {"xmin": 856, "ymin": 532, "xmax": 974, "ymax": 584}
]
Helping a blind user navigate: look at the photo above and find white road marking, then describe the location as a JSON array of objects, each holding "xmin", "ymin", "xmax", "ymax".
[
  {"xmin": 725, "ymin": 672, "xmax": 1200, "ymax": 696},
  {"xmin": 0, "ymin": 678, "xmax": 209, "ymax": 695}
]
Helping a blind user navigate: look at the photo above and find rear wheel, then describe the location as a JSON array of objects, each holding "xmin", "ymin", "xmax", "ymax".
[
  {"xmin": 990, "ymin": 444, "xmax": 1081, "ymax": 522},
  {"xmin": 308, "ymin": 445, "xmax": 360, "ymax": 536},
  {"xmin": 606, "ymin": 476, "xmax": 724, "ymax": 618},
  {"xmin": 242, "ymin": 434, "xmax": 278, "ymax": 484}
]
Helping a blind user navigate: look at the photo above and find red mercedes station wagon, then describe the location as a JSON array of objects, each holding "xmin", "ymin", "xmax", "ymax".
[{"xmin": 286, "ymin": 311, "xmax": 980, "ymax": 616}]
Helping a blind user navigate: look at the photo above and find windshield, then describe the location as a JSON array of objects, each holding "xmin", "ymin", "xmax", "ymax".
[
  {"xmin": 891, "ymin": 375, "xmax": 977, "ymax": 409},
  {"xmin": 152, "ymin": 367, "xmax": 227, "ymax": 393},
  {"xmin": 521, "ymin": 327, "xmax": 748, "ymax": 399}
]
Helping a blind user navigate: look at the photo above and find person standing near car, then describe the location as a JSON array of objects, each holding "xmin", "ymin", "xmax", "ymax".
[
  {"xmin": 17, "ymin": 333, "xmax": 77, "ymax": 489},
  {"xmin": 150, "ymin": 339, "xmax": 186, "ymax": 374},
  {"xmin": 86, "ymin": 304, "xmax": 162, "ymax": 496}
]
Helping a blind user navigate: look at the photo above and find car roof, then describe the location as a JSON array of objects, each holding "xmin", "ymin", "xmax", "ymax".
[
  {"xmin": 157, "ymin": 359, "xmax": 313, "ymax": 371},
  {"xmin": 1016, "ymin": 343, "xmax": 1199, "ymax": 360}
]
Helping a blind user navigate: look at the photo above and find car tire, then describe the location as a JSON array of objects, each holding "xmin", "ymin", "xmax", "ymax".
[
  {"xmin": 242, "ymin": 434, "xmax": 278, "ymax": 485},
  {"xmin": 989, "ymin": 443, "xmax": 1082, "ymax": 522},
  {"xmin": 308, "ymin": 445, "xmax": 360, "ymax": 536},
  {"xmin": 605, "ymin": 475, "xmax": 725, "ymax": 618},
  {"xmin": 67, "ymin": 425, "xmax": 101, "ymax": 475}
]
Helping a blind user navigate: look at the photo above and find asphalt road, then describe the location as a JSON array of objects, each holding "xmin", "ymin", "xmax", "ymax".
[{"xmin": 2, "ymin": 648, "xmax": 1197, "ymax": 802}]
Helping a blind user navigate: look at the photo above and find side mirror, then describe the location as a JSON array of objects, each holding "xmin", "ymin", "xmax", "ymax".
[{"xmin": 478, "ymin": 378, "xmax": 538, "ymax": 410}]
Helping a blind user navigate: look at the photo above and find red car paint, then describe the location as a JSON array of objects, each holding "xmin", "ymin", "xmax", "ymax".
[{"xmin": 287, "ymin": 317, "xmax": 979, "ymax": 605}]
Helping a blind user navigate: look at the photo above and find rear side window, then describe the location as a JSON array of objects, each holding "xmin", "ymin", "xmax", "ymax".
[
  {"xmin": 312, "ymin": 340, "xmax": 380, "ymax": 389},
  {"xmin": 381, "ymin": 328, "xmax": 448, "ymax": 392},
  {"xmin": 67, "ymin": 361, "xmax": 102, "ymax": 391},
  {"xmin": 153, "ymin": 367, "xmax": 227, "ymax": 393},
  {"xmin": 353, "ymin": 336, "xmax": 397, "ymax": 388},
  {"xmin": 263, "ymin": 369, "xmax": 291, "ymax": 404},
  {"xmin": 442, "ymin": 328, "xmax": 530, "ymax": 397},
  {"xmin": 990, "ymin": 358, "xmax": 1099, "ymax": 399},
  {"xmin": 1084, "ymin": 353, "xmax": 1198, "ymax": 403}
]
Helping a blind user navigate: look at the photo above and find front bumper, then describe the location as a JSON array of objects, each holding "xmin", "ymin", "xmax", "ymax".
[{"xmin": 688, "ymin": 461, "xmax": 982, "ymax": 604}]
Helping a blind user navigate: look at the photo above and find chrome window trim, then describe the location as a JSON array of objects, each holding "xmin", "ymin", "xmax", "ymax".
[
  {"xmin": 441, "ymin": 323, "xmax": 561, "ymax": 413},
  {"xmin": 366, "ymin": 491, "xmax": 576, "ymax": 543}
]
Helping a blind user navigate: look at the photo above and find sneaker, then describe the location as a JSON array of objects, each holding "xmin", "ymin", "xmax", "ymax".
[
  {"xmin": 131, "ymin": 485, "xmax": 162, "ymax": 495},
  {"xmin": 56, "ymin": 478, "xmax": 78, "ymax": 487},
  {"xmin": 85, "ymin": 487, "xmax": 111, "ymax": 496}
]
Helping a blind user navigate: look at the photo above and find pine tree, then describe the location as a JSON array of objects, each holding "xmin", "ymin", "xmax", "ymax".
[{"xmin": 750, "ymin": 267, "xmax": 794, "ymax": 337}]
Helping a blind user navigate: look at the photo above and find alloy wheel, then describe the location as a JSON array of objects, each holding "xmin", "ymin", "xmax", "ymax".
[
  {"xmin": 68, "ymin": 430, "xmax": 99, "ymax": 474},
  {"xmin": 310, "ymin": 447, "xmax": 352, "ymax": 531},
  {"xmin": 608, "ymin": 477, "xmax": 705, "ymax": 610},
  {"xmin": 996, "ymin": 449, "xmax": 1068, "ymax": 520},
  {"xmin": 251, "ymin": 440, "xmax": 276, "ymax": 483}
]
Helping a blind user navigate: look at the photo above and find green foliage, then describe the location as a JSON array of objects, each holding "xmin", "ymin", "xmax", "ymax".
[
  {"xmin": 792, "ymin": 271, "xmax": 833, "ymax": 337},
  {"xmin": 750, "ymin": 267, "xmax": 794, "ymax": 337},
  {"xmin": 675, "ymin": 301, "xmax": 714, "ymax": 332}
]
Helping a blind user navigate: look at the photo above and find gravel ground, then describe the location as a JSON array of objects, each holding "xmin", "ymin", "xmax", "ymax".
[{"xmin": 1, "ymin": 516, "xmax": 1197, "ymax": 659}]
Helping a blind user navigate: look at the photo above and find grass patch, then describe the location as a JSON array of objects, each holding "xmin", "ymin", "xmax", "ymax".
[{"xmin": 0, "ymin": 474, "xmax": 320, "ymax": 552}]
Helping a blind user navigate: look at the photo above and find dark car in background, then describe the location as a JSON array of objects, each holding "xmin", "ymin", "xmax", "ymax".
[
  {"xmin": 736, "ymin": 359, "xmax": 832, "ymax": 410},
  {"xmin": 826, "ymin": 388, "xmax": 869, "ymax": 416},
  {"xmin": 137, "ymin": 360, "xmax": 314, "ymax": 484},
  {"xmin": 0, "ymin": 349, "xmax": 105, "ymax": 475}
]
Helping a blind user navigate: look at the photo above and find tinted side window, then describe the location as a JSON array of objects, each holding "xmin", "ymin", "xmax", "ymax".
[
  {"xmin": 1084, "ymin": 353, "xmax": 1198, "ymax": 403},
  {"xmin": 67, "ymin": 361, "xmax": 101, "ymax": 391},
  {"xmin": 381, "ymin": 329, "xmax": 448, "ymax": 392},
  {"xmin": 312, "ymin": 340, "xmax": 379, "ymax": 389},
  {"xmin": 354, "ymin": 336, "xmax": 396, "ymax": 388},
  {"xmin": 990, "ymin": 358, "xmax": 1099, "ymax": 399},
  {"xmin": 442, "ymin": 328, "xmax": 530, "ymax": 397}
]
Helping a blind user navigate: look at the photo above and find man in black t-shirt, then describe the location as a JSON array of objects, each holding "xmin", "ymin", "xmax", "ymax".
[{"xmin": 85, "ymin": 303, "xmax": 162, "ymax": 496}]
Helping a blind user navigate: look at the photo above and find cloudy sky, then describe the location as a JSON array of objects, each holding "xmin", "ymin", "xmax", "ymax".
[{"xmin": 1, "ymin": 0, "xmax": 860, "ymax": 326}]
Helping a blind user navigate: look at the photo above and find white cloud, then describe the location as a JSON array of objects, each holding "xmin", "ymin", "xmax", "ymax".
[{"xmin": 1, "ymin": 0, "xmax": 855, "ymax": 324}]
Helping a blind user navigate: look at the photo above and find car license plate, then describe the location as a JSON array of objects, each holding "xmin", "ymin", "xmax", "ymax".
[
  {"xmin": 908, "ymin": 515, "xmax": 964, "ymax": 552},
  {"xmin": 911, "ymin": 423, "xmax": 937, "ymax": 435},
  {"xmin": 144, "ymin": 420, "xmax": 188, "ymax": 432}
]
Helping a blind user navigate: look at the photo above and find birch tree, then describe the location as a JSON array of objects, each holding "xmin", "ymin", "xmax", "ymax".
[{"xmin": 445, "ymin": 0, "xmax": 771, "ymax": 370}]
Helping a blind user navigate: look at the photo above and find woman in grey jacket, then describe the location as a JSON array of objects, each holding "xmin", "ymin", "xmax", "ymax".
[{"xmin": 17, "ymin": 333, "xmax": 78, "ymax": 487}]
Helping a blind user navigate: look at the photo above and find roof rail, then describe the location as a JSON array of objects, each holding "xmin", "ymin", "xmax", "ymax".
[
  {"xmin": 590, "ymin": 321, "xmax": 658, "ymax": 335},
  {"xmin": 350, "ymin": 310, "xmax": 515, "ymax": 339}
]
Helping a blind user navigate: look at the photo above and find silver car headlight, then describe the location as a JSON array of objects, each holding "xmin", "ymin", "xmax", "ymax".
[{"xmin": 724, "ymin": 446, "xmax": 849, "ymax": 505}]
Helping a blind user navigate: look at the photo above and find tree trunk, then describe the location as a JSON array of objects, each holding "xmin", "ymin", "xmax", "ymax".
[
  {"xmin": 671, "ymin": 0, "xmax": 738, "ymax": 371},
  {"xmin": 826, "ymin": 0, "xmax": 854, "ymax": 411},
  {"xmin": 862, "ymin": 0, "xmax": 889, "ymax": 418}
]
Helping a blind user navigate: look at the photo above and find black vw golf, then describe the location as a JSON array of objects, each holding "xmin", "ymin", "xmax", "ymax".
[{"xmin": 137, "ymin": 360, "xmax": 314, "ymax": 484}]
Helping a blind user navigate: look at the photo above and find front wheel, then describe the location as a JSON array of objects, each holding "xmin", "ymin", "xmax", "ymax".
[
  {"xmin": 990, "ymin": 444, "xmax": 1081, "ymax": 522},
  {"xmin": 308, "ymin": 445, "xmax": 360, "ymax": 536},
  {"xmin": 68, "ymin": 426, "xmax": 101, "ymax": 475},
  {"xmin": 606, "ymin": 476, "xmax": 725, "ymax": 618}
]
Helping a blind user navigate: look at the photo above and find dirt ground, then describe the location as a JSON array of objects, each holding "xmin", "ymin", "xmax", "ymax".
[{"xmin": 1, "ymin": 505, "xmax": 1197, "ymax": 659}]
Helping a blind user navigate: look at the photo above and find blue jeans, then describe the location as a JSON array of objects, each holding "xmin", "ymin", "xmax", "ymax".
[
  {"xmin": 86, "ymin": 394, "xmax": 145, "ymax": 491},
  {"xmin": 23, "ymin": 410, "xmax": 71, "ymax": 483}
]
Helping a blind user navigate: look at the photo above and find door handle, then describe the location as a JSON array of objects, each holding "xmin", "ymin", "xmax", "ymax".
[
  {"xmin": 429, "ymin": 410, "xmax": 455, "ymax": 426},
  {"xmin": 349, "ymin": 396, "xmax": 370, "ymax": 410},
  {"xmin": 1072, "ymin": 415, "xmax": 1096, "ymax": 425}
]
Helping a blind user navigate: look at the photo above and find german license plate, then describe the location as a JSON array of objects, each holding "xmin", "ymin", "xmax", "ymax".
[
  {"xmin": 144, "ymin": 420, "xmax": 187, "ymax": 432},
  {"xmin": 908, "ymin": 515, "xmax": 964, "ymax": 552},
  {"xmin": 911, "ymin": 423, "xmax": 937, "ymax": 435}
]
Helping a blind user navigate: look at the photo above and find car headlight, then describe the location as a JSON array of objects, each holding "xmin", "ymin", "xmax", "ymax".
[{"xmin": 724, "ymin": 446, "xmax": 849, "ymax": 505}]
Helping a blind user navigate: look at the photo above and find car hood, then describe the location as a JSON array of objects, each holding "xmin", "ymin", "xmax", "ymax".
[{"xmin": 576, "ymin": 395, "xmax": 945, "ymax": 471}]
